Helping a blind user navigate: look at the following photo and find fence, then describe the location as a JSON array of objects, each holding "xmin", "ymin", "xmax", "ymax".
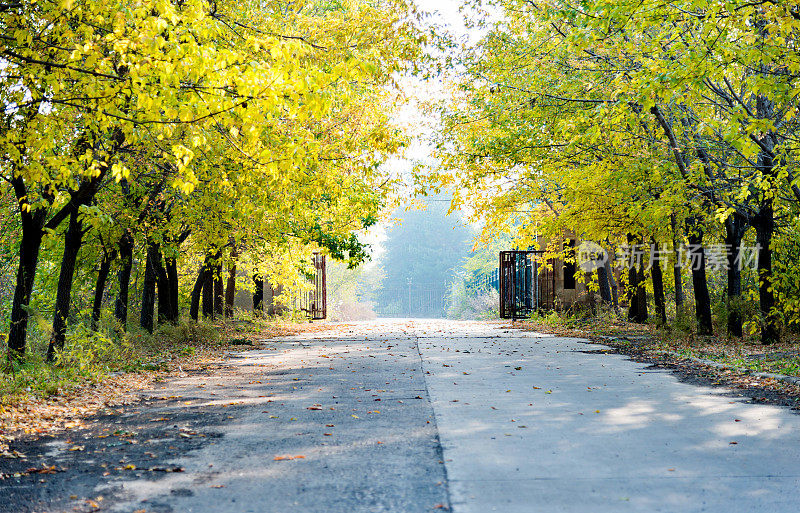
[
  {"xmin": 499, "ymin": 250, "xmax": 555, "ymax": 319},
  {"xmin": 465, "ymin": 268, "xmax": 499, "ymax": 295}
]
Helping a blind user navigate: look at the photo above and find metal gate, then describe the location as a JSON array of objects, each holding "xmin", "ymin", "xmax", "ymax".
[
  {"xmin": 499, "ymin": 251, "xmax": 555, "ymax": 319},
  {"xmin": 299, "ymin": 253, "xmax": 326, "ymax": 320}
]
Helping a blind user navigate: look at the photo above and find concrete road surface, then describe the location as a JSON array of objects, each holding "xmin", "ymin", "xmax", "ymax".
[{"xmin": 3, "ymin": 319, "xmax": 799, "ymax": 513}]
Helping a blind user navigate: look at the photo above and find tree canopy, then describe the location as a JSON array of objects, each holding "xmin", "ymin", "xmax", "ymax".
[
  {"xmin": 432, "ymin": 0, "xmax": 800, "ymax": 340},
  {"xmin": 1, "ymin": 0, "xmax": 427, "ymax": 361}
]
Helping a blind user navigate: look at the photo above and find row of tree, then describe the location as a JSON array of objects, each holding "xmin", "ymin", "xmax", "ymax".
[
  {"xmin": 434, "ymin": 0, "xmax": 800, "ymax": 342},
  {"xmin": 1, "ymin": 0, "xmax": 425, "ymax": 362}
]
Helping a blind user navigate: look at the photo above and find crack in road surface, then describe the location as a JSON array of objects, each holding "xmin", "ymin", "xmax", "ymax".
[{"xmin": 2, "ymin": 319, "xmax": 800, "ymax": 513}]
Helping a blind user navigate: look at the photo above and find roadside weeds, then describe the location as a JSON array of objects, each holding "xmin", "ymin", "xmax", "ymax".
[{"xmin": 1, "ymin": 320, "xmax": 332, "ymax": 459}]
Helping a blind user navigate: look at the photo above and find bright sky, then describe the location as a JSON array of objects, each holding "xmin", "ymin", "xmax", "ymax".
[
  {"xmin": 363, "ymin": 0, "xmax": 491, "ymax": 263},
  {"xmin": 384, "ymin": 0, "xmax": 478, "ymax": 188}
]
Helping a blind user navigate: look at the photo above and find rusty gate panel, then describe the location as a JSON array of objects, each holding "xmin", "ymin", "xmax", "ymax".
[
  {"xmin": 499, "ymin": 250, "xmax": 554, "ymax": 319},
  {"xmin": 300, "ymin": 253, "xmax": 326, "ymax": 320},
  {"xmin": 499, "ymin": 251, "xmax": 516, "ymax": 319}
]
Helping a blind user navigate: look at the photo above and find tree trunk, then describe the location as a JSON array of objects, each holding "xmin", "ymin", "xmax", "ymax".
[
  {"xmin": 671, "ymin": 215, "xmax": 684, "ymax": 309},
  {"xmin": 7, "ymin": 209, "xmax": 47, "ymax": 361},
  {"xmin": 91, "ymin": 249, "xmax": 115, "ymax": 331},
  {"xmin": 202, "ymin": 263, "xmax": 214, "ymax": 319},
  {"xmin": 189, "ymin": 259, "xmax": 208, "ymax": 321},
  {"xmin": 754, "ymin": 208, "xmax": 779, "ymax": 344},
  {"xmin": 597, "ymin": 262, "xmax": 612, "ymax": 306},
  {"xmin": 156, "ymin": 251, "xmax": 170, "ymax": 325},
  {"xmin": 753, "ymin": 34, "xmax": 780, "ymax": 344},
  {"xmin": 47, "ymin": 208, "xmax": 84, "ymax": 361},
  {"xmin": 626, "ymin": 234, "xmax": 643, "ymax": 322},
  {"xmin": 165, "ymin": 256, "xmax": 179, "ymax": 323},
  {"xmin": 636, "ymin": 255, "xmax": 648, "ymax": 323},
  {"xmin": 725, "ymin": 213, "xmax": 747, "ymax": 338},
  {"xmin": 253, "ymin": 275, "xmax": 264, "ymax": 315},
  {"xmin": 225, "ymin": 263, "xmax": 236, "ymax": 317},
  {"xmin": 651, "ymin": 242, "xmax": 667, "ymax": 326},
  {"xmin": 605, "ymin": 247, "xmax": 619, "ymax": 311},
  {"xmin": 213, "ymin": 261, "xmax": 224, "ymax": 316},
  {"xmin": 114, "ymin": 231, "xmax": 134, "ymax": 328},
  {"xmin": 687, "ymin": 230, "xmax": 713, "ymax": 336},
  {"xmin": 140, "ymin": 242, "xmax": 160, "ymax": 333}
]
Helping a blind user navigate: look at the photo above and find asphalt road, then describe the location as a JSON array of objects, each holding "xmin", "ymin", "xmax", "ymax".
[{"xmin": 3, "ymin": 319, "xmax": 800, "ymax": 512}]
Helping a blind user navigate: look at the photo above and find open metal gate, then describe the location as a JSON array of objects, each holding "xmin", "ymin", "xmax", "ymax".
[
  {"xmin": 499, "ymin": 251, "xmax": 555, "ymax": 319},
  {"xmin": 299, "ymin": 253, "xmax": 327, "ymax": 320}
]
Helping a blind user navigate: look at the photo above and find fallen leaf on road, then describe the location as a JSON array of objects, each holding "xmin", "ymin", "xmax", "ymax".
[
  {"xmin": 26, "ymin": 464, "xmax": 59, "ymax": 474},
  {"xmin": 148, "ymin": 466, "xmax": 184, "ymax": 472},
  {"xmin": 273, "ymin": 455, "xmax": 306, "ymax": 461}
]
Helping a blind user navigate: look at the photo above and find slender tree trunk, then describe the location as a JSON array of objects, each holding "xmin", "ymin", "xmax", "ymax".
[
  {"xmin": 627, "ymin": 263, "xmax": 639, "ymax": 322},
  {"xmin": 213, "ymin": 261, "xmax": 224, "ymax": 316},
  {"xmin": 225, "ymin": 263, "xmax": 236, "ymax": 317},
  {"xmin": 114, "ymin": 231, "xmax": 134, "ymax": 327},
  {"xmin": 754, "ymin": 208, "xmax": 779, "ymax": 344},
  {"xmin": 202, "ymin": 262, "xmax": 214, "ymax": 319},
  {"xmin": 165, "ymin": 256, "xmax": 179, "ymax": 323},
  {"xmin": 753, "ymin": 25, "xmax": 780, "ymax": 344},
  {"xmin": 687, "ymin": 230, "xmax": 713, "ymax": 335},
  {"xmin": 253, "ymin": 274, "xmax": 264, "ymax": 315},
  {"xmin": 597, "ymin": 247, "xmax": 612, "ymax": 307},
  {"xmin": 725, "ymin": 213, "xmax": 747, "ymax": 337},
  {"xmin": 140, "ymin": 242, "xmax": 160, "ymax": 333},
  {"xmin": 605, "ymin": 247, "xmax": 619, "ymax": 311},
  {"xmin": 636, "ymin": 254, "xmax": 648, "ymax": 323},
  {"xmin": 626, "ymin": 234, "xmax": 644, "ymax": 323},
  {"xmin": 156, "ymin": 252, "xmax": 170, "ymax": 325},
  {"xmin": 189, "ymin": 259, "xmax": 208, "ymax": 321},
  {"xmin": 7, "ymin": 209, "xmax": 47, "ymax": 361},
  {"xmin": 47, "ymin": 209, "xmax": 84, "ymax": 361},
  {"xmin": 91, "ymin": 249, "xmax": 115, "ymax": 331},
  {"xmin": 651, "ymin": 242, "xmax": 667, "ymax": 326},
  {"xmin": 671, "ymin": 215, "xmax": 685, "ymax": 309}
]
